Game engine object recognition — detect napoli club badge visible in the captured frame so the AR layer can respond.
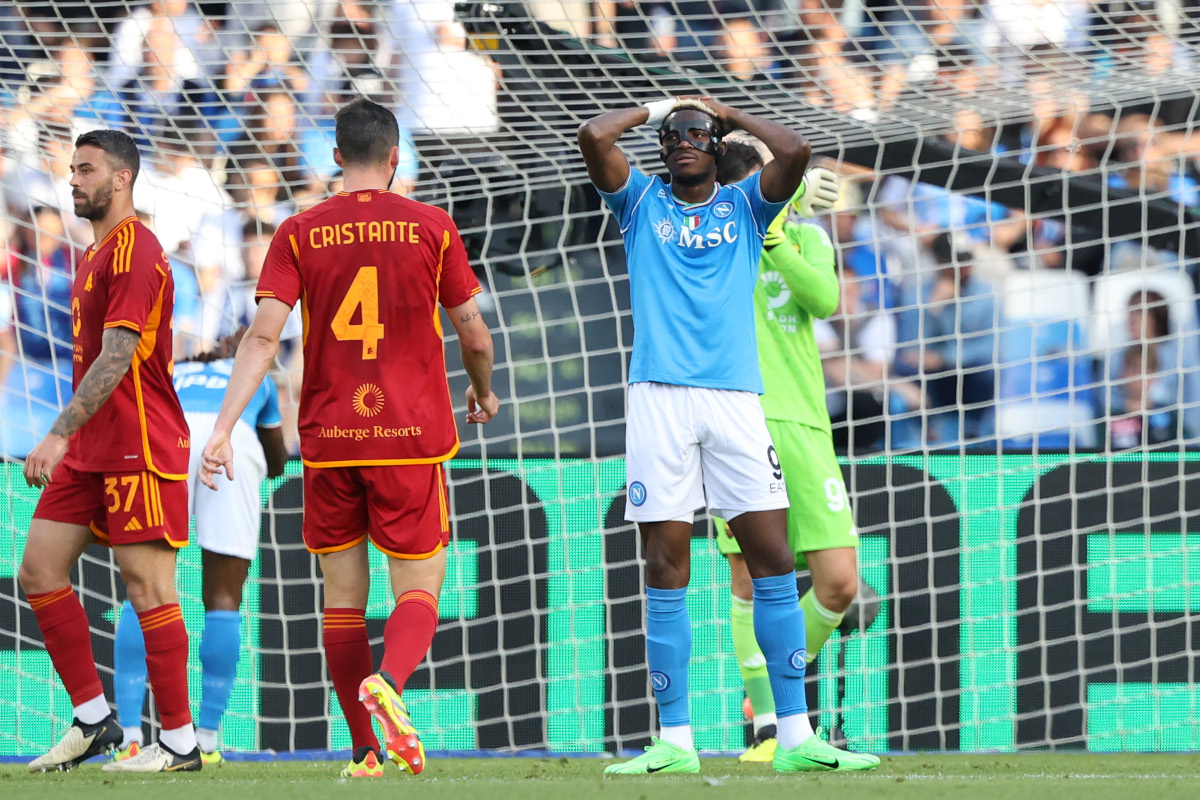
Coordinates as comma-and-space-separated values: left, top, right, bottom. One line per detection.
629, 481, 647, 507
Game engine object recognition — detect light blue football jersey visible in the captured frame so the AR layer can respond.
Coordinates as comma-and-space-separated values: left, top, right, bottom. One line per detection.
599, 167, 787, 393
172, 358, 282, 433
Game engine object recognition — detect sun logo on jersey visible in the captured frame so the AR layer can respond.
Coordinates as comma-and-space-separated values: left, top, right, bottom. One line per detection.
653, 218, 676, 243
352, 383, 385, 417
760, 271, 792, 309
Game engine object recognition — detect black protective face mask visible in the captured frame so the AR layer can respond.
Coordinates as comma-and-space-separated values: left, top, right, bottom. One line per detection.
658, 115, 722, 162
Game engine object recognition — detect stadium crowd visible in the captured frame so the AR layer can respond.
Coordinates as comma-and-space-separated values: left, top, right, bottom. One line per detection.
2, 0, 1200, 454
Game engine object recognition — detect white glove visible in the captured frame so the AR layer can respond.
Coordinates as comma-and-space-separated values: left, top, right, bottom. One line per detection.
791, 167, 840, 217
642, 98, 678, 129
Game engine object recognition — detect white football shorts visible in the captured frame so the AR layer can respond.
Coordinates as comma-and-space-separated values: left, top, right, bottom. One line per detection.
185, 412, 268, 561
624, 382, 789, 523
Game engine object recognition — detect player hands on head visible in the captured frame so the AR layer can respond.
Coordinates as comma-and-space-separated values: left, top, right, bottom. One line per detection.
578, 98, 877, 775
20, 129, 202, 773
712, 141, 879, 767
200, 97, 499, 779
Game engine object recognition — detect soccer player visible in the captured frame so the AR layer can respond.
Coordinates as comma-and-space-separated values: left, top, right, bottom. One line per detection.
578, 97, 877, 774
111, 329, 287, 764
712, 141, 868, 762
19, 129, 200, 773
198, 98, 499, 779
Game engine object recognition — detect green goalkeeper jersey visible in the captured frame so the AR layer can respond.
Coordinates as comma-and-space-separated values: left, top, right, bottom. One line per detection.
755, 212, 839, 431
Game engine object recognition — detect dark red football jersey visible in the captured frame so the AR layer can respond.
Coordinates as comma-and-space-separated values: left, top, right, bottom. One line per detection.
65, 216, 189, 478
256, 189, 481, 467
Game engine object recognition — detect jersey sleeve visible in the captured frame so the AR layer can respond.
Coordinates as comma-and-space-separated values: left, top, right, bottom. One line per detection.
596, 167, 654, 232
103, 234, 168, 334
256, 376, 283, 428
437, 218, 482, 308
761, 220, 839, 320
255, 219, 302, 308
736, 171, 789, 237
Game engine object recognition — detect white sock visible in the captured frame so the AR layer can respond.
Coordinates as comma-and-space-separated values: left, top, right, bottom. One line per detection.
659, 724, 694, 751
754, 712, 778, 735
121, 726, 144, 749
196, 727, 218, 754
73, 694, 110, 725
159, 725, 197, 755
776, 712, 815, 749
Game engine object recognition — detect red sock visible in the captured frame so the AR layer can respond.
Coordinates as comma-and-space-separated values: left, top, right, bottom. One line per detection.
27, 586, 104, 707
380, 591, 439, 691
323, 608, 378, 751
139, 604, 192, 729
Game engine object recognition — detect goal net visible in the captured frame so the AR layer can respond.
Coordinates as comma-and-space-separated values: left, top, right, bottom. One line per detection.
3, 0, 1200, 757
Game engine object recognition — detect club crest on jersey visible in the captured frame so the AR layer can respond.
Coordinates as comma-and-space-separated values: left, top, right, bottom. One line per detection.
713, 201, 734, 218
653, 218, 677, 243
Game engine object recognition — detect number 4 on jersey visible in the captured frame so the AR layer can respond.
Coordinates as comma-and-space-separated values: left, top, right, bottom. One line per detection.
332, 265, 386, 359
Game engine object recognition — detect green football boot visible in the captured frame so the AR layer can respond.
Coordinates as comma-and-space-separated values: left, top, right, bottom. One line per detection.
604, 738, 701, 775
773, 728, 881, 773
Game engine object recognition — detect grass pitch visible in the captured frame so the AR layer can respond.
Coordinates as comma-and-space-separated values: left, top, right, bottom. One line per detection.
3, 754, 1199, 800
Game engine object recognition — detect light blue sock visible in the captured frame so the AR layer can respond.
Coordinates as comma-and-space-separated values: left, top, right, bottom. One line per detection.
113, 600, 147, 732
645, 587, 690, 728
751, 573, 808, 717
199, 610, 242, 732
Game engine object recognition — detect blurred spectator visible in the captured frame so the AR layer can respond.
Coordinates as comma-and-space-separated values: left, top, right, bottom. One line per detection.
191, 158, 294, 343
133, 121, 230, 255
224, 23, 311, 99
84, 14, 221, 146
227, 82, 309, 192
896, 233, 997, 442
1108, 347, 1177, 449
1106, 289, 1189, 446
108, 1, 211, 89
13, 206, 74, 362
0, 218, 17, 387
1089, 1, 1176, 80
389, 0, 500, 133
716, 15, 773, 82
982, 0, 1090, 66
3, 124, 91, 245
815, 270, 923, 452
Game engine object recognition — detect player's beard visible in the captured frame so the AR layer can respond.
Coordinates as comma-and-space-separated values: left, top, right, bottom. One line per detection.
73, 180, 114, 221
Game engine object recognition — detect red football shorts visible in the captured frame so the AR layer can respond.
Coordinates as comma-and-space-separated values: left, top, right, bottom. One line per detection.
302, 463, 450, 559
33, 462, 189, 548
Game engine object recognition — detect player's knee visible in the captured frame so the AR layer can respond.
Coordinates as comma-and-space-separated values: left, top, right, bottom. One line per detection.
203, 586, 243, 612
123, 574, 176, 611
644, 551, 690, 590
18, 558, 64, 596
817, 572, 858, 613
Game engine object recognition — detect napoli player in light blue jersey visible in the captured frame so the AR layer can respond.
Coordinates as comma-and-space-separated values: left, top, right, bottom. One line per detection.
579, 96, 875, 775
111, 330, 287, 764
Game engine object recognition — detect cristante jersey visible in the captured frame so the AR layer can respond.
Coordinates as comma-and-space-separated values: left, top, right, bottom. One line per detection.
598, 168, 786, 393
65, 216, 189, 478
256, 189, 481, 467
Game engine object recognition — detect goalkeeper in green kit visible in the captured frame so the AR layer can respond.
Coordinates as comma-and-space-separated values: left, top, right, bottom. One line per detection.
714, 141, 867, 763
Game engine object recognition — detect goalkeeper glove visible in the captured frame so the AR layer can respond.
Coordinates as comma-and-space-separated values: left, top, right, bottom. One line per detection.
764, 212, 788, 251
791, 167, 840, 217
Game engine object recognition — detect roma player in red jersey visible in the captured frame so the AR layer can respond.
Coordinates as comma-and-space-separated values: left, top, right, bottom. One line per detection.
19, 130, 199, 773
201, 98, 499, 778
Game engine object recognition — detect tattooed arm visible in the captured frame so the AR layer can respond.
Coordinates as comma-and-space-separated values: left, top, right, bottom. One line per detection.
24, 327, 140, 488
446, 297, 499, 424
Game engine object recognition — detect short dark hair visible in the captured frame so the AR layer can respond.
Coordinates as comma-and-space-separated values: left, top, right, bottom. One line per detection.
335, 98, 398, 166
716, 140, 764, 184
75, 129, 140, 184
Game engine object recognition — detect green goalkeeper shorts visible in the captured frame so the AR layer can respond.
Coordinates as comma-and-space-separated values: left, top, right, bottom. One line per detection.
715, 420, 856, 569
